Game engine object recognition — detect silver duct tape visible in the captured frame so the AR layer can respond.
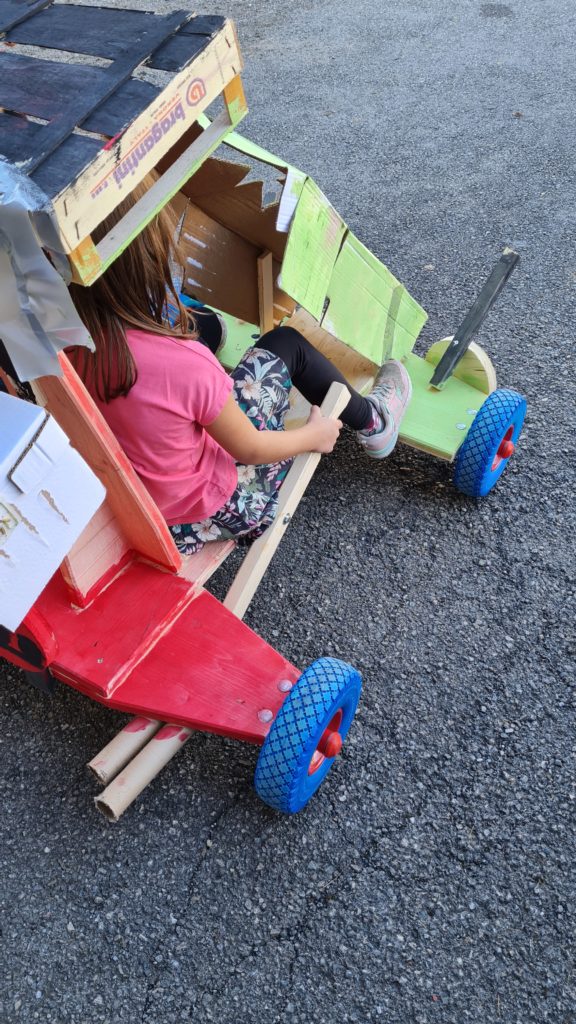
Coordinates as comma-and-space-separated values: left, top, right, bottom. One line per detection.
0, 158, 47, 211
0, 161, 93, 381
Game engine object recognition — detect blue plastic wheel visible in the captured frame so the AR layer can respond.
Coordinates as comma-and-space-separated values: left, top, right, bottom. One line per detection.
453, 388, 526, 497
254, 657, 362, 814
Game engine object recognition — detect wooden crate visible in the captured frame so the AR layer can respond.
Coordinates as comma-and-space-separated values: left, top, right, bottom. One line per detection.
0, 2, 247, 284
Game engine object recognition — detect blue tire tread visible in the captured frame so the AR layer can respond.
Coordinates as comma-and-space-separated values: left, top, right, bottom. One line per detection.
453, 388, 526, 498
254, 657, 361, 814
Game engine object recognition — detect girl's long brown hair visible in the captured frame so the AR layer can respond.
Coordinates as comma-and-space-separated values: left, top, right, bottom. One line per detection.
69, 175, 196, 402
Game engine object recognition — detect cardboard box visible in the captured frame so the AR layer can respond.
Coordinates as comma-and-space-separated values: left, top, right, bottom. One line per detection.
0, 393, 105, 631
173, 127, 428, 375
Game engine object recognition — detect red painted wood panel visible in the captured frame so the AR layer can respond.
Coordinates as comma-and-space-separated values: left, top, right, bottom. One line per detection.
35, 564, 199, 697
105, 591, 300, 743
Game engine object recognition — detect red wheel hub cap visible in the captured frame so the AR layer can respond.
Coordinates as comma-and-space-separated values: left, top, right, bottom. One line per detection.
498, 438, 515, 459
491, 426, 516, 471
318, 730, 343, 759
308, 710, 343, 775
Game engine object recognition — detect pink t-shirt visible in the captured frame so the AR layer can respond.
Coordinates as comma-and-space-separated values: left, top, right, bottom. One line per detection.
93, 329, 237, 524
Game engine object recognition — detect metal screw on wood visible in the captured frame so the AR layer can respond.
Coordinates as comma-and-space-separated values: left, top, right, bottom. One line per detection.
283, 514, 291, 524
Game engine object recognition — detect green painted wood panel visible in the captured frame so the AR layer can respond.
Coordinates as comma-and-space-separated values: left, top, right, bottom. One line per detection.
279, 179, 346, 321
400, 353, 484, 460
321, 233, 427, 364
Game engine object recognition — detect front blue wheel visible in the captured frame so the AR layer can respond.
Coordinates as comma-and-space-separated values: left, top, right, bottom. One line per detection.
453, 388, 526, 497
254, 657, 362, 813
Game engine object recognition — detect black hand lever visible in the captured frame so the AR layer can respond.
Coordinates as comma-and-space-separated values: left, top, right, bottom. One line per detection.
429, 248, 520, 390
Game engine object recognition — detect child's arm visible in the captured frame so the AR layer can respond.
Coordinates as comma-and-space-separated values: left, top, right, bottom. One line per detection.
206, 394, 342, 465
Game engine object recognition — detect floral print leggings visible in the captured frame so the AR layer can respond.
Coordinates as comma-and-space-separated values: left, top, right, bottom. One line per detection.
169, 348, 293, 556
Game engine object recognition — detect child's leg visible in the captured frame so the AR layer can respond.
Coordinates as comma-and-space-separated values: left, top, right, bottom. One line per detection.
170, 453, 291, 555
230, 346, 292, 431
255, 325, 412, 459
255, 325, 374, 431
170, 349, 293, 556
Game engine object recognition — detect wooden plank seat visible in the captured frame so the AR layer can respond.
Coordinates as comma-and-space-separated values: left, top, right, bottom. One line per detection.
36, 576, 301, 744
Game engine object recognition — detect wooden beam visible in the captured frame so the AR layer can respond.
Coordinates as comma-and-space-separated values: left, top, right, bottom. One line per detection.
257, 250, 275, 335
223, 382, 350, 619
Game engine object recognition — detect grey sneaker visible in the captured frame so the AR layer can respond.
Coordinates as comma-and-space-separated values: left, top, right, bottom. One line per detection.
357, 359, 412, 459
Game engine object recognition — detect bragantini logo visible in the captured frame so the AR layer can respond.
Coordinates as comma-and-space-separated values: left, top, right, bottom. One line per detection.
186, 79, 207, 106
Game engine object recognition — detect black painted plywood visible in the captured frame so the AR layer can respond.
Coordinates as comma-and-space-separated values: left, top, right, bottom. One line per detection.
0, 0, 51, 33
0, 3, 224, 198
6, 5, 222, 73
30, 133, 103, 196
7, 5, 164, 59
0, 51, 160, 139
146, 15, 225, 72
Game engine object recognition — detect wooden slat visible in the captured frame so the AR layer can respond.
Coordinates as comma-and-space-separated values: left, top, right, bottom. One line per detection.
0, 111, 44, 165
180, 15, 226, 36
257, 251, 275, 335
32, 355, 181, 573
177, 540, 236, 588
7, 61, 157, 139
83, 79, 159, 137
224, 382, 351, 620
32, 134, 103, 204
8, 5, 173, 60
7, 7, 222, 72
0, 53, 110, 121
146, 18, 225, 73
0, 55, 160, 168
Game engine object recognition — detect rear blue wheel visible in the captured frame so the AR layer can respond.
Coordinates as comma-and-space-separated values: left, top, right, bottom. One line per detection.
453, 388, 526, 497
254, 657, 361, 813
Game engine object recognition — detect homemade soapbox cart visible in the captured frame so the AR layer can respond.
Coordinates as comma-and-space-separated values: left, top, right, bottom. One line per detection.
0, 4, 525, 819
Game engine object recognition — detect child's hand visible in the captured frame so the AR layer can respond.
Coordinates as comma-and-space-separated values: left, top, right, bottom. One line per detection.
306, 405, 343, 453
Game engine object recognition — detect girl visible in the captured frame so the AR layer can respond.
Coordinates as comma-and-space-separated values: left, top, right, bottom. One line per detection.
69, 187, 411, 556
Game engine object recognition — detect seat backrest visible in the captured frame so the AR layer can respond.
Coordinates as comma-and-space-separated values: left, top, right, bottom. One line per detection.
32, 354, 181, 605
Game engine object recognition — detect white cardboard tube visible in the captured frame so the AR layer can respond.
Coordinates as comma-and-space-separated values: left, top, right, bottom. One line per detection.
95, 724, 193, 821
87, 716, 162, 785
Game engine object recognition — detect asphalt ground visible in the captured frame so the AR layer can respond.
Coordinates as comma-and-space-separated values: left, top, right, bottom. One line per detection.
1, 1, 575, 1022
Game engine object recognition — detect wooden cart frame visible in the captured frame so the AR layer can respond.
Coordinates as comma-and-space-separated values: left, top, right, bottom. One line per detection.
0, 2, 525, 817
